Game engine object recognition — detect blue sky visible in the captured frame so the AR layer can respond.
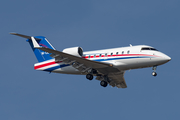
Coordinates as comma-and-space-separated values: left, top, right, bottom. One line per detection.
1, 0, 180, 120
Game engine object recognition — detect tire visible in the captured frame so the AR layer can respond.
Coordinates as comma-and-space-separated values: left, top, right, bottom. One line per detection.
100, 81, 108, 87
86, 74, 93, 80
152, 72, 157, 76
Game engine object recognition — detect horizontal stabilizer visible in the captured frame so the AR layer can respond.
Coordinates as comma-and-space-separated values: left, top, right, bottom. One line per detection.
10, 33, 41, 40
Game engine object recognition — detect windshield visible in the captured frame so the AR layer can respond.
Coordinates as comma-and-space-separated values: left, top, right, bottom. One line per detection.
141, 47, 158, 51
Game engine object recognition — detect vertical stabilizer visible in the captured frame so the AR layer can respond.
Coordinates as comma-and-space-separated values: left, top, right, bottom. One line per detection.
27, 36, 55, 62
10, 33, 55, 62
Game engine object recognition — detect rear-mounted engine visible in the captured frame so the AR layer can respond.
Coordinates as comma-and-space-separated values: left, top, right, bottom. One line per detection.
62, 47, 83, 57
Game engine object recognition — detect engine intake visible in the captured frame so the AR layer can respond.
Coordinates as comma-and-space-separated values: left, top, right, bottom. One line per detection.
62, 47, 83, 57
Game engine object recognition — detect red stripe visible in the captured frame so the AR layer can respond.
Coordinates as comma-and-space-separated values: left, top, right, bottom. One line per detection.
82, 54, 159, 59
96, 55, 99, 57
34, 61, 60, 69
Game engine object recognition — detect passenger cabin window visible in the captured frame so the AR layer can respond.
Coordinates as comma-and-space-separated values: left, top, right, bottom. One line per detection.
127, 51, 130, 54
94, 55, 96, 58
111, 53, 113, 56
99, 54, 102, 57
105, 53, 107, 56
141, 47, 158, 51
122, 51, 124, 54
116, 52, 118, 55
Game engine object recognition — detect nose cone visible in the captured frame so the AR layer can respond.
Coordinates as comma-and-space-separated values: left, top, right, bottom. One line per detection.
164, 55, 171, 62
154, 52, 171, 65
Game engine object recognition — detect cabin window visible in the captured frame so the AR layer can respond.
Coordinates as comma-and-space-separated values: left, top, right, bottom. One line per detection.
122, 51, 124, 54
116, 52, 118, 55
88, 55, 90, 58
127, 51, 130, 54
105, 53, 107, 56
111, 53, 113, 56
99, 54, 102, 57
94, 55, 96, 58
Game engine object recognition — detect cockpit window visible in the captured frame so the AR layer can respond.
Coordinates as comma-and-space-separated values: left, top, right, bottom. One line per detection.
141, 47, 158, 51
141, 47, 150, 50
150, 48, 158, 51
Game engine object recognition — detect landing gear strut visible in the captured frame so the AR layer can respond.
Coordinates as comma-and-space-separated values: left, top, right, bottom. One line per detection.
86, 74, 93, 80
152, 66, 157, 76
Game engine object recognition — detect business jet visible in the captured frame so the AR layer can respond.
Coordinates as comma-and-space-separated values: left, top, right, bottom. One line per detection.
10, 33, 171, 88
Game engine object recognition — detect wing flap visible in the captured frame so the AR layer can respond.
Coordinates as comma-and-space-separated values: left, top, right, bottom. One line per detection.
95, 71, 127, 88
108, 72, 127, 88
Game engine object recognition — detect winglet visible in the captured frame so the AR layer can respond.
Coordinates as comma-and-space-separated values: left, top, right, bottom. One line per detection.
31, 37, 41, 48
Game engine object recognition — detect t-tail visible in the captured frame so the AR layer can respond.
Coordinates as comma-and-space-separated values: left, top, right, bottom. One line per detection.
10, 33, 55, 62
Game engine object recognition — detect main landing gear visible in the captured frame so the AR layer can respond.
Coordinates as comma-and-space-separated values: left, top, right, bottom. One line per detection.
152, 66, 157, 76
100, 80, 108, 87
86, 69, 97, 80
86, 74, 93, 80
86, 74, 108, 87
100, 75, 108, 87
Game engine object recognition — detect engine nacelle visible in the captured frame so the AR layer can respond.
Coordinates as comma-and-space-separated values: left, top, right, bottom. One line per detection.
62, 47, 83, 57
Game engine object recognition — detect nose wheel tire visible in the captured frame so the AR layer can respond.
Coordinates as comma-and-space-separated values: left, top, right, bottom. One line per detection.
86, 74, 93, 80
152, 72, 157, 76
100, 81, 108, 87
152, 66, 157, 76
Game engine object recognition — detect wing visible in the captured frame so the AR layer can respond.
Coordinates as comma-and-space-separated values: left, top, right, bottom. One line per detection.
31, 37, 127, 88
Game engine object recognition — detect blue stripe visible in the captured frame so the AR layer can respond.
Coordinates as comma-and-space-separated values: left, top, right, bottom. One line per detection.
44, 64, 70, 72
94, 56, 153, 62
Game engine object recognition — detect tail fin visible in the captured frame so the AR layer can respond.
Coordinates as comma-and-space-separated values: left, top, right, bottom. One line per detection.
10, 33, 55, 62
27, 36, 55, 62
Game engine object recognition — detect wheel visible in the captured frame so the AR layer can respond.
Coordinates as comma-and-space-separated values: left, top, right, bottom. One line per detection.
100, 81, 108, 87
152, 72, 157, 76
86, 74, 93, 80
89, 75, 93, 80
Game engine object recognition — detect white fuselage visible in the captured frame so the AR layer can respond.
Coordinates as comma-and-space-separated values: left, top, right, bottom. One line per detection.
34, 45, 171, 74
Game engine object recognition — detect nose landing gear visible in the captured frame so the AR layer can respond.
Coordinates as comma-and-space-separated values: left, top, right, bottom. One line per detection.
152, 66, 157, 76
152, 72, 157, 76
